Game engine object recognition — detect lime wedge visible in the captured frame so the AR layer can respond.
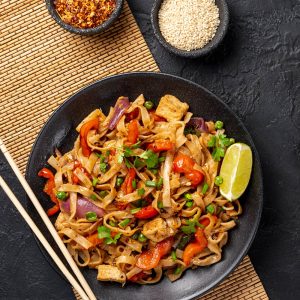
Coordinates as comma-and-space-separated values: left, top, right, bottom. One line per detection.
219, 143, 253, 201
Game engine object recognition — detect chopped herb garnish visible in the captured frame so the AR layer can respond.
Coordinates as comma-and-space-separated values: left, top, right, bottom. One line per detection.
131, 141, 142, 149
90, 194, 97, 201
150, 168, 158, 175
131, 207, 141, 214
98, 190, 108, 198
215, 120, 224, 130
116, 177, 124, 187
132, 179, 137, 189
156, 177, 163, 190
184, 193, 193, 200
124, 158, 133, 168
99, 162, 107, 173
117, 153, 124, 164
124, 146, 133, 157
202, 182, 209, 194
181, 219, 202, 235
212, 147, 225, 162
134, 157, 146, 169
98, 226, 122, 245
105, 150, 111, 157
85, 211, 97, 222
92, 177, 98, 187
119, 218, 131, 228
138, 188, 145, 196
174, 266, 182, 275
140, 150, 158, 169
158, 156, 166, 163
185, 201, 193, 208
146, 180, 156, 187
109, 220, 117, 227
157, 201, 164, 209
207, 135, 217, 147
171, 250, 177, 261
206, 204, 215, 214
95, 152, 102, 158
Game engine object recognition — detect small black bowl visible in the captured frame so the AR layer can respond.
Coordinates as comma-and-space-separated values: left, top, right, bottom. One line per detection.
45, 0, 124, 35
151, 0, 229, 58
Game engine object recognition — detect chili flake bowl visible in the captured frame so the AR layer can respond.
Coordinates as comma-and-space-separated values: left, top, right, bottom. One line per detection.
151, 0, 229, 58
45, 0, 124, 36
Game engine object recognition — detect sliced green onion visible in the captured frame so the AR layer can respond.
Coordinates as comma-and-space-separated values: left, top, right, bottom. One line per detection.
92, 178, 98, 187
131, 207, 141, 214
105, 150, 111, 157
215, 120, 224, 130
145, 180, 156, 187
144, 101, 154, 110
229, 138, 235, 145
119, 218, 131, 228
150, 168, 158, 175
131, 232, 139, 240
138, 233, 147, 242
99, 162, 107, 173
56, 191, 67, 200
202, 183, 209, 194
95, 152, 102, 158
131, 141, 142, 149
174, 266, 182, 275
85, 211, 97, 222
116, 177, 124, 187
98, 190, 108, 198
177, 235, 191, 250
207, 135, 216, 147
171, 250, 177, 261
138, 188, 145, 196
157, 201, 164, 209
206, 204, 215, 214
132, 179, 137, 189
185, 201, 193, 208
109, 220, 117, 227
184, 193, 193, 200
90, 194, 97, 201
156, 177, 163, 190
158, 156, 166, 163
134, 157, 145, 169
215, 176, 223, 186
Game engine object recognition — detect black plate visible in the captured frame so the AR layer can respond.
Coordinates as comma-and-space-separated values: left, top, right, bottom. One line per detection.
25, 72, 263, 300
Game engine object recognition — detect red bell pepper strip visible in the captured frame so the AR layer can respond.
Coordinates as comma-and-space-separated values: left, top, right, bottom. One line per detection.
38, 168, 60, 216
80, 118, 99, 157
182, 228, 208, 266
136, 237, 174, 270
149, 110, 166, 122
126, 107, 139, 121
121, 168, 136, 194
127, 119, 139, 145
147, 139, 174, 152
128, 271, 147, 282
134, 205, 158, 219
173, 153, 204, 187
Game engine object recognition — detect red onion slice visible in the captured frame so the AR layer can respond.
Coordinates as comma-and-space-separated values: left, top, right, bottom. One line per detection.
108, 96, 130, 130
186, 117, 208, 133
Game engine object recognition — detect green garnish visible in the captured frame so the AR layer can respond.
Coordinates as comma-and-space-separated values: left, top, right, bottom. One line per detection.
56, 191, 67, 200
138, 233, 147, 242
109, 220, 117, 227
140, 150, 159, 169
98, 190, 108, 198
181, 219, 204, 235
150, 168, 158, 175
124, 146, 133, 157
215, 176, 223, 186
131, 207, 141, 214
117, 153, 124, 164
92, 178, 98, 187
185, 201, 193, 208
208, 132, 235, 162
202, 183, 209, 194
145, 180, 156, 187
105, 150, 111, 157
144, 101, 154, 110
134, 157, 146, 169
116, 177, 124, 187
184, 193, 193, 200
132, 179, 137, 189
97, 226, 121, 245
90, 194, 97, 201
171, 250, 177, 261
174, 266, 182, 275
156, 177, 163, 190
138, 188, 145, 196
95, 152, 102, 158
131, 141, 142, 149
158, 156, 166, 163
207, 135, 216, 147
212, 147, 225, 162
131, 232, 139, 240
206, 204, 215, 214
177, 235, 191, 250
119, 218, 131, 228
124, 158, 132, 168
215, 120, 224, 130
157, 201, 164, 209
85, 211, 97, 222
99, 162, 107, 173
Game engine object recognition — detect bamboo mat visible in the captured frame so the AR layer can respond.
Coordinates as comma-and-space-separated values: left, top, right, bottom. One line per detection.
0, 1, 268, 299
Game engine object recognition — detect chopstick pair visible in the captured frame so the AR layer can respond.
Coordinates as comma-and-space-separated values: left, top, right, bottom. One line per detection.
0, 138, 97, 300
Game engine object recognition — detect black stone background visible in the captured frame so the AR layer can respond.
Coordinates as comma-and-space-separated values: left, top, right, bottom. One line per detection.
0, 0, 299, 299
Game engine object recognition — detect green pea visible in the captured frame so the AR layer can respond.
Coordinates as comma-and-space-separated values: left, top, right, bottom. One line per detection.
132, 179, 137, 189
215, 120, 224, 130
116, 177, 124, 187
184, 193, 193, 200
157, 201, 164, 209
206, 204, 215, 214
215, 176, 223, 186
85, 212, 97, 222
144, 101, 154, 110
185, 201, 193, 208
56, 191, 67, 200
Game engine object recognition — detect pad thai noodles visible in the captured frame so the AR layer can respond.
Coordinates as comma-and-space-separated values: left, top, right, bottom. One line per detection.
38, 94, 242, 284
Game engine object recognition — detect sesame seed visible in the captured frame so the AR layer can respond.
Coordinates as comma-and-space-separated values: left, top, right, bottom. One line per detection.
158, 0, 220, 51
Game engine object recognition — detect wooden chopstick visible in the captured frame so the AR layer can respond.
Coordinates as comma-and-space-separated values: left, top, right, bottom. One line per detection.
0, 138, 97, 300
0, 176, 89, 300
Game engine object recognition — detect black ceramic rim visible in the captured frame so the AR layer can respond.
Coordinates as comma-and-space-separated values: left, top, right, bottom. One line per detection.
25, 72, 263, 300
45, 0, 124, 35
151, 0, 229, 58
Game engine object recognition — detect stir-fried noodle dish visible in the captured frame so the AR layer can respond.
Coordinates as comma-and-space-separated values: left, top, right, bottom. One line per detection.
39, 94, 242, 284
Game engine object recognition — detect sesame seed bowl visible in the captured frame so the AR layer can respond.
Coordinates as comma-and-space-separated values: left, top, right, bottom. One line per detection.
45, 0, 124, 36
151, 0, 229, 58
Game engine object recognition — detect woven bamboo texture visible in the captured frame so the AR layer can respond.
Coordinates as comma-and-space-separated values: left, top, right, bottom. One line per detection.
0, 1, 268, 299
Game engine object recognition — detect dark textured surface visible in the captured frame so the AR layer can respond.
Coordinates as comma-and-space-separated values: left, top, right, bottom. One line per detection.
0, 0, 299, 299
